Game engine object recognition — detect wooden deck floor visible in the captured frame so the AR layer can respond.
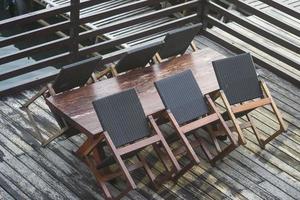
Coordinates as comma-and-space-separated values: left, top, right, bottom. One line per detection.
0, 37, 300, 200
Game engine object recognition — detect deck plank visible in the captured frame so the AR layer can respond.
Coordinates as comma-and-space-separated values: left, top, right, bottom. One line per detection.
0, 186, 14, 200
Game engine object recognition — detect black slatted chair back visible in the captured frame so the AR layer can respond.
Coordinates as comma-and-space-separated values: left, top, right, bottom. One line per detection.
52, 56, 102, 94
212, 53, 263, 105
155, 70, 208, 125
93, 89, 150, 147
158, 23, 202, 59
115, 40, 164, 73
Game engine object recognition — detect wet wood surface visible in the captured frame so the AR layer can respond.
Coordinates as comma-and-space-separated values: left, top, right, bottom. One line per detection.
46, 48, 224, 136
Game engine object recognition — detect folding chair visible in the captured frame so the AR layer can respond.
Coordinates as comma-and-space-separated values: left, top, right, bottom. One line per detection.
155, 23, 202, 63
154, 70, 238, 176
85, 88, 181, 200
98, 40, 164, 78
212, 53, 287, 148
21, 56, 102, 146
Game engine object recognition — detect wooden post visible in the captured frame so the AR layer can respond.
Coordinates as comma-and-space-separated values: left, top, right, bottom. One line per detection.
69, 0, 80, 62
197, 0, 209, 30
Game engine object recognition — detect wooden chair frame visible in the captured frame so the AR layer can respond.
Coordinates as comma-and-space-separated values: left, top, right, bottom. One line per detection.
217, 80, 287, 148
162, 94, 238, 178
20, 75, 97, 146
154, 41, 198, 63
96, 65, 118, 80
83, 115, 181, 200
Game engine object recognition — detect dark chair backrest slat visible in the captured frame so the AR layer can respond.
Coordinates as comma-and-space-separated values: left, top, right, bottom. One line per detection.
115, 40, 164, 74
93, 89, 150, 147
158, 23, 202, 59
52, 56, 102, 94
155, 70, 208, 125
212, 53, 263, 105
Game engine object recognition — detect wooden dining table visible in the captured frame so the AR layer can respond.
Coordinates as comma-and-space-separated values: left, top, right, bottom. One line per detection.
46, 47, 225, 157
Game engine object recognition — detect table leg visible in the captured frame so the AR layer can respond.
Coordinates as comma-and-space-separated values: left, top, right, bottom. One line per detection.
75, 135, 105, 167
75, 138, 93, 159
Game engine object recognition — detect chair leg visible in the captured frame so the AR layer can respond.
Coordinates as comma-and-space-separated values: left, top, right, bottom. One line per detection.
136, 154, 156, 187
41, 127, 69, 147
85, 156, 114, 200
91, 72, 98, 83
259, 101, 286, 148
148, 115, 181, 172
259, 81, 287, 147
20, 87, 49, 143
22, 106, 44, 142
205, 94, 239, 164
104, 132, 137, 190
205, 121, 239, 165
158, 134, 182, 172
167, 111, 200, 164
220, 91, 247, 145
270, 99, 287, 131
206, 125, 222, 153
210, 143, 236, 164
20, 86, 47, 109
97, 67, 116, 79
172, 161, 194, 181
99, 181, 113, 200
110, 66, 118, 77
154, 53, 163, 63
152, 143, 170, 171
190, 41, 198, 52
246, 114, 265, 148
193, 133, 213, 162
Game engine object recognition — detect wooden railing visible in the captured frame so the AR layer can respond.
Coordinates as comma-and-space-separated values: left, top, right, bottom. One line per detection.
1, 0, 299, 90
0, 0, 205, 81
204, 0, 300, 86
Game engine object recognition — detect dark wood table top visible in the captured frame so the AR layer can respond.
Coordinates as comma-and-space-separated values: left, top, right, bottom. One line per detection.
46, 47, 225, 137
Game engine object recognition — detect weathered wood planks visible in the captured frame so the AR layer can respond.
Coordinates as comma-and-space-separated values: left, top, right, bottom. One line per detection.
0, 36, 299, 199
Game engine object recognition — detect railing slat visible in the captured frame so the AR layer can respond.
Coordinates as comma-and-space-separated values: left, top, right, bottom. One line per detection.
259, 0, 300, 20
207, 16, 300, 71
225, 0, 300, 38
0, 5, 71, 29
0, 53, 70, 80
0, 21, 70, 48
208, 1, 300, 55
79, 0, 199, 40
0, 38, 70, 66
79, 14, 199, 56
79, 0, 112, 10
79, 0, 162, 24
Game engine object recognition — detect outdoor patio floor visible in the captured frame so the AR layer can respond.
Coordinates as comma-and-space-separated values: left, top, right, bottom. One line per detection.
0, 37, 299, 200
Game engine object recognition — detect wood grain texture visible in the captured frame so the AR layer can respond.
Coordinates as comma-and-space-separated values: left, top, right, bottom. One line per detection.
46, 47, 224, 136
